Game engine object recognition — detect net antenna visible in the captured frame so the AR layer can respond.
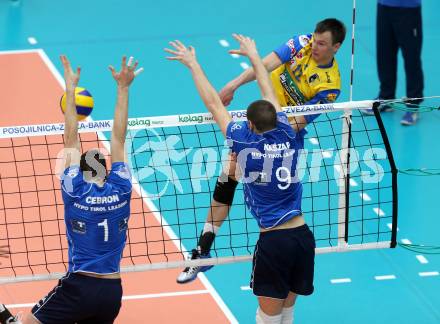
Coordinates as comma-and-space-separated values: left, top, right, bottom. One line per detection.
337, 0, 358, 249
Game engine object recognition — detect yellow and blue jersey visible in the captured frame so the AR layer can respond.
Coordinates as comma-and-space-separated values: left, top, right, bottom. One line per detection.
226, 112, 306, 229
61, 162, 132, 275
271, 34, 341, 107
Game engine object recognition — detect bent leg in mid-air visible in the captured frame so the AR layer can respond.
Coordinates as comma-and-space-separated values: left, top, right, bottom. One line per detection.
177, 156, 239, 284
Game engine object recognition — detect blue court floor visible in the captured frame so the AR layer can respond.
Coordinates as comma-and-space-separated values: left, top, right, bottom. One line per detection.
1, 0, 440, 323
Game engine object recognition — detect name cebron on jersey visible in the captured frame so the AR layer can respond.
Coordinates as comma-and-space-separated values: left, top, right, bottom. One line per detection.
264, 142, 290, 151
86, 194, 120, 204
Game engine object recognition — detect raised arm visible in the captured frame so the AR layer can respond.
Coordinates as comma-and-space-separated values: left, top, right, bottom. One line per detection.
60, 55, 81, 168
165, 40, 231, 136
229, 34, 281, 112
109, 56, 143, 163
219, 52, 282, 106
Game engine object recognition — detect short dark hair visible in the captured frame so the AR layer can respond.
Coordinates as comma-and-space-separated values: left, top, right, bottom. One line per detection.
80, 149, 107, 179
315, 18, 346, 45
247, 100, 277, 132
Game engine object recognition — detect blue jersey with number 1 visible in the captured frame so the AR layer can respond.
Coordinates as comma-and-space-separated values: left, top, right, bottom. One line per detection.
226, 112, 305, 229
61, 162, 132, 274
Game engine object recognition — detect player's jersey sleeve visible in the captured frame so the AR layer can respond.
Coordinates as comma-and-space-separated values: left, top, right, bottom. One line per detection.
61, 165, 91, 202
226, 121, 251, 154
107, 162, 132, 196
273, 34, 313, 64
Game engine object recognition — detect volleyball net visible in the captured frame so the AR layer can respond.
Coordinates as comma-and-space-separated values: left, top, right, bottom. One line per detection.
0, 100, 398, 283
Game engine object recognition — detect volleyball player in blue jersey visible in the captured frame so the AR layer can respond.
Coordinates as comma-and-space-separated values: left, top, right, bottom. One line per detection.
166, 35, 315, 324
176, 19, 345, 287
0, 56, 142, 324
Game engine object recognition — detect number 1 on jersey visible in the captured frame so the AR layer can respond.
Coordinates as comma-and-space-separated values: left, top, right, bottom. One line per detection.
98, 219, 109, 242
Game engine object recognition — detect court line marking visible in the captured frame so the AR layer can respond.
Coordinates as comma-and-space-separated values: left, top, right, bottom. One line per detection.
27, 37, 38, 45
240, 286, 251, 291
219, 39, 230, 47
309, 137, 319, 145
2, 49, 238, 324
361, 193, 371, 201
6, 290, 211, 309
374, 275, 396, 281
373, 207, 385, 217
322, 150, 333, 158
418, 271, 439, 277
330, 278, 352, 284
349, 178, 358, 187
401, 238, 412, 244
387, 223, 399, 231
416, 255, 429, 264
240, 62, 249, 70
0, 49, 44, 55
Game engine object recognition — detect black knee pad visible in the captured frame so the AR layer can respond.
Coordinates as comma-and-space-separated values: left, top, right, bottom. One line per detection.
213, 175, 238, 205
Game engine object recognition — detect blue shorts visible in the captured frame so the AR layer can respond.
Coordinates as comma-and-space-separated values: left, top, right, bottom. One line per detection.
250, 224, 316, 299
31, 272, 122, 324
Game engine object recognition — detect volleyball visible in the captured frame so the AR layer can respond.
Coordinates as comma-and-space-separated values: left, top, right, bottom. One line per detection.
60, 87, 94, 120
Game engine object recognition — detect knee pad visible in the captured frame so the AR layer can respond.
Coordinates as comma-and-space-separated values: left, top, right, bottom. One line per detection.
212, 175, 238, 205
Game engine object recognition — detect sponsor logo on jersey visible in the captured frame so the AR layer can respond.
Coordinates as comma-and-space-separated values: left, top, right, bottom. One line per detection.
230, 123, 242, 132
299, 35, 310, 47
296, 51, 303, 60
325, 72, 331, 83
286, 38, 297, 57
114, 165, 131, 180
326, 93, 337, 102
119, 217, 129, 231
68, 168, 79, 178
71, 219, 87, 234
308, 73, 320, 84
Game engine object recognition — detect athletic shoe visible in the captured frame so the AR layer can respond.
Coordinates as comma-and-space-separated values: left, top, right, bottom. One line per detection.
400, 112, 418, 126
176, 249, 213, 284
360, 101, 394, 116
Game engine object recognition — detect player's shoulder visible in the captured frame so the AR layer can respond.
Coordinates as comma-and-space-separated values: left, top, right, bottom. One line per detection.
275, 33, 313, 64
110, 162, 131, 179
227, 120, 250, 139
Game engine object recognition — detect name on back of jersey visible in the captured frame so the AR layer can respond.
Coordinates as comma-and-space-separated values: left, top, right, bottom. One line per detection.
73, 194, 128, 212
264, 142, 290, 151
251, 141, 295, 159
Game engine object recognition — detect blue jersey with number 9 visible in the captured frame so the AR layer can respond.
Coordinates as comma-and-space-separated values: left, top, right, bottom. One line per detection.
226, 112, 305, 229
61, 162, 132, 274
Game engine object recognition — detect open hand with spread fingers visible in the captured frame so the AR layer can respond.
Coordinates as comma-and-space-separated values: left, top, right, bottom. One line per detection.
60, 55, 81, 91
229, 34, 259, 59
109, 56, 144, 88
164, 40, 198, 68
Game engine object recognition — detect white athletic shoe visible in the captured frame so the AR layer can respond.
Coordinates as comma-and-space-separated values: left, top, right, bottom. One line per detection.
176, 249, 213, 284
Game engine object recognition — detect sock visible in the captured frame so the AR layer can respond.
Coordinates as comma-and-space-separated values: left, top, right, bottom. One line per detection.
281, 306, 294, 324
198, 228, 216, 255
256, 307, 282, 324
203, 223, 220, 235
